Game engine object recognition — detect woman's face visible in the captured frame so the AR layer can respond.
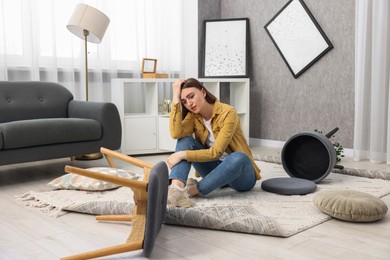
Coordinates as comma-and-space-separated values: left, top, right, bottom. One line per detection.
180, 87, 206, 114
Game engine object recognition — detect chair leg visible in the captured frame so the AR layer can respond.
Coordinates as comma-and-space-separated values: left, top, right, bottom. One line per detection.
61, 241, 143, 260
96, 215, 134, 222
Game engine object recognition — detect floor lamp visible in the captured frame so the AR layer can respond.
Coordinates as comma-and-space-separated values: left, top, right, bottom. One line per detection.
67, 3, 110, 101
67, 3, 110, 160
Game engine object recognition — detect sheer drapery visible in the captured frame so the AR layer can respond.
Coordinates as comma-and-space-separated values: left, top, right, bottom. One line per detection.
354, 0, 390, 163
0, 0, 184, 101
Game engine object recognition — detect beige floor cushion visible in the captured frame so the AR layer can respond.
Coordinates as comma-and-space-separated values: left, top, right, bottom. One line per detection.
313, 189, 388, 222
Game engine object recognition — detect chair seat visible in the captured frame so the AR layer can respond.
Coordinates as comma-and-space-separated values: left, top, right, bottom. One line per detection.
261, 177, 317, 195
143, 161, 169, 256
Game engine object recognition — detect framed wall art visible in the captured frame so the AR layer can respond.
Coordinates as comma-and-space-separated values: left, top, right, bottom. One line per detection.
202, 18, 249, 78
264, 0, 333, 78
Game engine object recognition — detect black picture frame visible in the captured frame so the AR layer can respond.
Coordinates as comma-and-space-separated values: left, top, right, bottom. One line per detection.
264, 0, 333, 78
202, 18, 249, 78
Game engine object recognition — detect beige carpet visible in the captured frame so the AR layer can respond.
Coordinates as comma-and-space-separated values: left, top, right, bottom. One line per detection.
16, 161, 390, 237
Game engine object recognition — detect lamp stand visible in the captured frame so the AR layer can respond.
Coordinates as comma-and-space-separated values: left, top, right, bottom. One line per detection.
75, 29, 103, 161
83, 29, 89, 101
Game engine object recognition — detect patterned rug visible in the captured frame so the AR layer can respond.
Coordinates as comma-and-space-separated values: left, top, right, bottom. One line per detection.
16, 160, 390, 237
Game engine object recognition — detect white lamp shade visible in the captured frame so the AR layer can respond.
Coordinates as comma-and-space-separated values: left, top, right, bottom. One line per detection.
67, 4, 110, 44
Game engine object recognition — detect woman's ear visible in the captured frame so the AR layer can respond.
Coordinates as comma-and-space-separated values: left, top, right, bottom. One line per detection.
202, 88, 206, 97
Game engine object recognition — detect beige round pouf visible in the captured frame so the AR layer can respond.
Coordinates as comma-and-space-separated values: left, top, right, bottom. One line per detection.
313, 190, 388, 222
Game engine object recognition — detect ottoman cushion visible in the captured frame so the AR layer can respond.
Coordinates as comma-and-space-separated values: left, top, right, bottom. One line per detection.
261, 177, 317, 195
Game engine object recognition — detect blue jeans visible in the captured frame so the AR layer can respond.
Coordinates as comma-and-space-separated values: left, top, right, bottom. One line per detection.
169, 136, 256, 195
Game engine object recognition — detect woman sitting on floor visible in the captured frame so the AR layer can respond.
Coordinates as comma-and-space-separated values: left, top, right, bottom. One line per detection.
166, 78, 261, 207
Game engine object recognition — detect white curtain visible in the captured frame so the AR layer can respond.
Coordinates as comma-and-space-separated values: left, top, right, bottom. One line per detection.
0, 0, 184, 101
354, 0, 390, 163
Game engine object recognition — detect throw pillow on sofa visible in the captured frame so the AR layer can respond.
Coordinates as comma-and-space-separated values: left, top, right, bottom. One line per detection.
48, 167, 139, 191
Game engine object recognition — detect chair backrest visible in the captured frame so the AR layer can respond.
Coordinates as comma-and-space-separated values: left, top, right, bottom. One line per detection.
143, 161, 169, 257
0, 81, 73, 123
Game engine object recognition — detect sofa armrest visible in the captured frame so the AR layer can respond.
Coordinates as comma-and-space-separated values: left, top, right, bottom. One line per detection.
68, 100, 122, 149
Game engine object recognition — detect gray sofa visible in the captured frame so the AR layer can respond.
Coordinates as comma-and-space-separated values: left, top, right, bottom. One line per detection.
0, 81, 121, 166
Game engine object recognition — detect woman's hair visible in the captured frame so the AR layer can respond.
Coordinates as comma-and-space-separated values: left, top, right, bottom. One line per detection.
180, 78, 217, 119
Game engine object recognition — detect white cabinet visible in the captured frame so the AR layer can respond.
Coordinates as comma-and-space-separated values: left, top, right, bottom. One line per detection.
123, 117, 157, 152
111, 78, 250, 155
158, 116, 175, 151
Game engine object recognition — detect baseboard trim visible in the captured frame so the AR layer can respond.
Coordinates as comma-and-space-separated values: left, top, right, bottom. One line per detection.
249, 138, 285, 149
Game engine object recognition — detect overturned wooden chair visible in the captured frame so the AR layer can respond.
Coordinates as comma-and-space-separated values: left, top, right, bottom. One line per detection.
61, 147, 169, 259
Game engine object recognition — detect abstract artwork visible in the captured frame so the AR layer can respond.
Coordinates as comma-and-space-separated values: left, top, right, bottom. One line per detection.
264, 0, 333, 78
202, 18, 249, 78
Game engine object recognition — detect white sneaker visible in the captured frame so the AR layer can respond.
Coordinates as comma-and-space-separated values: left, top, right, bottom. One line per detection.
167, 185, 193, 208
186, 178, 200, 197
186, 178, 198, 187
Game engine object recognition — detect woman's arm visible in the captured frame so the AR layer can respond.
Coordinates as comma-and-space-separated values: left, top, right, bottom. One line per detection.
169, 80, 194, 139
166, 151, 186, 169
171, 79, 184, 105
167, 80, 192, 169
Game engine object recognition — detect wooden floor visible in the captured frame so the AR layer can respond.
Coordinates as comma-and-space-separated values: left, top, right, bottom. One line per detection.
1, 146, 389, 259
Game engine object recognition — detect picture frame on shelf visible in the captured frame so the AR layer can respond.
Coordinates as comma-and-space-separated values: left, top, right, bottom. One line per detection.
202, 18, 249, 78
141, 58, 168, 78
264, 0, 333, 78
142, 58, 157, 74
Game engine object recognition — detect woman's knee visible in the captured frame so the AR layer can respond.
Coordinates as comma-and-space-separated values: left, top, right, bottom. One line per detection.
228, 152, 256, 191
175, 136, 203, 151
228, 152, 251, 165
175, 136, 195, 151
177, 136, 194, 145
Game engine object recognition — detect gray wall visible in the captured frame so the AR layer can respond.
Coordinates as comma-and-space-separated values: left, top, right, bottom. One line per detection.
198, 0, 355, 148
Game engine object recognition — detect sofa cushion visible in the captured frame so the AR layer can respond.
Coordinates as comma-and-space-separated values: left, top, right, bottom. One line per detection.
0, 82, 73, 123
0, 118, 102, 150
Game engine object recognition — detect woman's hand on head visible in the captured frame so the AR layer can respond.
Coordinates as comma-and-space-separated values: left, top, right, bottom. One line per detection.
166, 151, 187, 169
172, 79, 185, 104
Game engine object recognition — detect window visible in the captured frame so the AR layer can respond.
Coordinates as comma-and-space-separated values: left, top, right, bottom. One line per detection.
0, 0, 183, 71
